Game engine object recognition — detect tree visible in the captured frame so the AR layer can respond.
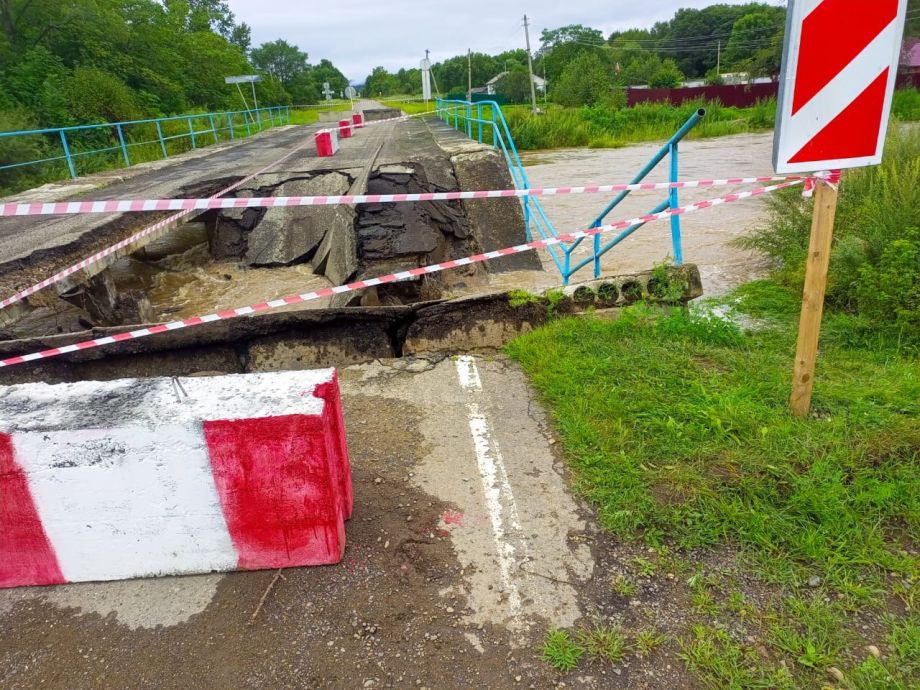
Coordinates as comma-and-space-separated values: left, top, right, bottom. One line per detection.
250, 39, 308, 84
495, 67, 532, 104
649, 59, 684, 89
725, 10, 785, 72
539, 24, 609, 82
312, 58, 349, 95
363, 66, 400, 96
229, 23, 251, 54
553, 52, 612, 107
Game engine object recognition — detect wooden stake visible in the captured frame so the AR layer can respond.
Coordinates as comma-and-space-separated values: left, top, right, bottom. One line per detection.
790, 180, 839, 418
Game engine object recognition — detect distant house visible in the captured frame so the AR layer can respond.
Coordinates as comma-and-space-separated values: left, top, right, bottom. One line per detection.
902, 38, 920, 74
484, 72, 546, 95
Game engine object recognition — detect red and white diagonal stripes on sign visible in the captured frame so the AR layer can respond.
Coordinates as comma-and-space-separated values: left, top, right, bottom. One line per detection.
773, 0, 908, 173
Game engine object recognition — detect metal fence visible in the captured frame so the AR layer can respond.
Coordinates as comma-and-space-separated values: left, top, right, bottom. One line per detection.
0, 106, 291, 184
434, 98, 703, 283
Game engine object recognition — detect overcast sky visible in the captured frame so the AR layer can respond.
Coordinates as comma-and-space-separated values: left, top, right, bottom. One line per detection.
230, 0, 785, 83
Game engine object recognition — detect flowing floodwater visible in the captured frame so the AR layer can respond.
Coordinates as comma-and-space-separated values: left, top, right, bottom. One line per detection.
146, 245, 333, 320
3, 131, 779, 340
140, 132, 778, 320
518, 132, 777, 295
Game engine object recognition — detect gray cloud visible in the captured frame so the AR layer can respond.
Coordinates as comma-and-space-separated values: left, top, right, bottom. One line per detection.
230, 0, 783, 82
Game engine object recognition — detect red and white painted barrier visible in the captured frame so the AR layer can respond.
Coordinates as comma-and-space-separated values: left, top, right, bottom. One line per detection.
352, 113, 364, 129
0, 369, 351, 588
338, 119, 353, 138
0, 178, 804, 370
0, 175, 804, 218
315, 128, 340, 157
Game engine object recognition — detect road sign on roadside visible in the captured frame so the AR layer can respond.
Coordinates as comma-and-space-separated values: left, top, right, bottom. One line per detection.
224, 75, 262, 85
773, 0, 908, 174
345, 86, 357, 99
322, 82, 334, 101
776, 0, 910, 418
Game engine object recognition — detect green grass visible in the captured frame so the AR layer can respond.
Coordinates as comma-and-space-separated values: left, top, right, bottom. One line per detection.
511, 282, 919, 686
542, 629, 584, 671
288, 102, 353, 125
381, 99, 435, 115
500, 97, 778, 150
577, 625, 629, 663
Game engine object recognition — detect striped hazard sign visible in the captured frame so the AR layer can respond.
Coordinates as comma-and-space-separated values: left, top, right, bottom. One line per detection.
773, 0, 909, 173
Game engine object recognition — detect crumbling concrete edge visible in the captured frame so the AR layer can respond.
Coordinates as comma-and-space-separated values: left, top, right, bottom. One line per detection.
0, 265, 702, 385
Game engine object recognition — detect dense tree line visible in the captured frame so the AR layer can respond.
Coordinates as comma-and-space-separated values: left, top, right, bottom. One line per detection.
360, 3, 793, 105
0, 0, 348, 133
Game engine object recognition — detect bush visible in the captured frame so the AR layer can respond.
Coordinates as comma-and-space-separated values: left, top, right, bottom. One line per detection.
739, 126, 920, 340
553, 53, 613, 107
649, 59, 684, 89
0, 109, 54, 195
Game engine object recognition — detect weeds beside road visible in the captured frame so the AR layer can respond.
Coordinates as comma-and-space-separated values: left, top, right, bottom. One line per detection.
509, 287, 918, 688
508, 123, 920, 686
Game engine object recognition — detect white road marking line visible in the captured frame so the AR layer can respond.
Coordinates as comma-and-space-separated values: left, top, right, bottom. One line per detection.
455, 356, 525, 620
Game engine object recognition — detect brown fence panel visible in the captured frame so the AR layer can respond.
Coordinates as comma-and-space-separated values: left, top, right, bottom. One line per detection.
627, 83, 779, 108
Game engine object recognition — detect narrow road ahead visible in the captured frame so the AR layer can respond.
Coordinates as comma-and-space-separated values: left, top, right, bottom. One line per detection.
0, 101, 382, 299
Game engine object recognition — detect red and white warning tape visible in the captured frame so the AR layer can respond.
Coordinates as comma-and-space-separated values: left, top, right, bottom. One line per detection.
0, 137, 316, 311
0, 109, 429, 311
0, 175, 802, 218
0, 178, 804, 369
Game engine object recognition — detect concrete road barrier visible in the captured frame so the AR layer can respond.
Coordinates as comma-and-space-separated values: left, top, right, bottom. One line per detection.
338, 119, 353, 138
315, 128, 339, 157
0, 369, 352, 588
352, 113, 364, 129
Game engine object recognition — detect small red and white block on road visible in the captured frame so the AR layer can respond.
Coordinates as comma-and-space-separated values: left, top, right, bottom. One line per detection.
315, 128, 340, 157
773, 0, 909, 173
0, 370, 352, 588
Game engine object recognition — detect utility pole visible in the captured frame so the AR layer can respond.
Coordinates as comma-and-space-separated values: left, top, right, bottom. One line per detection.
523, 14, 539, 113
467, 49, 472, 101
716, 40, 721, 76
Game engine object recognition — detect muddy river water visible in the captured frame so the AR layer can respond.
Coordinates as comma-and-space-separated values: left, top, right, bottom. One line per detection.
518, 131, 777, 295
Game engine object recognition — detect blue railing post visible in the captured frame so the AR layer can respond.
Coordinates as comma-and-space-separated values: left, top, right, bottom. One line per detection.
669, 143, 683, 265
593, 224, 602, 279
244, 110, 252, 136
116, 124, 130, 166
155, 121, 168, 158
188, 117, 197, 148
59, 130, 77, 179
209, 114, 218, 143
226, 113, 234, 140
466, 102, 472, 138
256, 108, 262, 130
476, 103, 483, 143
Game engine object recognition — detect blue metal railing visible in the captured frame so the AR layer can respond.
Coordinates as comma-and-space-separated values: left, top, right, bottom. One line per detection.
0, 106, 291, 182
434, 98, 704, 284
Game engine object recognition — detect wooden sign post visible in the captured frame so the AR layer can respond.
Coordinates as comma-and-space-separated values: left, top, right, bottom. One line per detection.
789, 180, 839, 418
773, 0, 908, 417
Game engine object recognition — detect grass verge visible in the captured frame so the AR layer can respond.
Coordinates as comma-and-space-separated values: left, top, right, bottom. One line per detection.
508, 283, 918, 687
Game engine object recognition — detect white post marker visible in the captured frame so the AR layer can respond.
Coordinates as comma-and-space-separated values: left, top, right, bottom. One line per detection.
773, 0, 908, 418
